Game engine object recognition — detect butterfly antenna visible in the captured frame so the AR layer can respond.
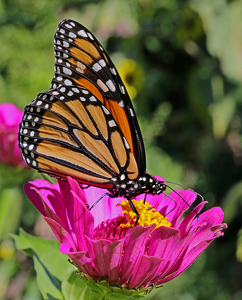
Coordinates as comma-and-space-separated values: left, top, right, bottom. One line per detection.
162, 192, 177, 217
88, 192, 111, 211
166, 184, 200, 221
165, 181, 204, 202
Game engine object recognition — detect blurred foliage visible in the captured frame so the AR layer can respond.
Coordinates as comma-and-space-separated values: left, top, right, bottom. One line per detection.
0, 0, 241, 299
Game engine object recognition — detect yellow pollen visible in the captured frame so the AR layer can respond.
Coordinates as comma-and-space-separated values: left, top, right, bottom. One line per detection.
117, 200, 171, 229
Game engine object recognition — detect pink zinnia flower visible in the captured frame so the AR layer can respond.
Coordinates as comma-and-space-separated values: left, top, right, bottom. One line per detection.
0, 103, 28, 167
24, 176, 227, 289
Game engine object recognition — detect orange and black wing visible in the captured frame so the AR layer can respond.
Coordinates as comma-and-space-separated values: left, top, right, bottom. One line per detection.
51, 19, 146, 173
19, 84, 138, 188
18, 19, 147, 187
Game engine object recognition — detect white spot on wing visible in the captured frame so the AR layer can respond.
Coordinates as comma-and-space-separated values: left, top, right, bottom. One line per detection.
77, 29, 88, 37
102, 106, 110, 114
97, 79, 108, 92
120, 85, 125, 94
63, 41, 69, 47
110, 68, 117, 75
123, 137, 130, 149
65, 24, 72, 29
99, 59, 106, 67
72, 88, 79, 93
119, 100, 124, 107
106, 80, 116, 92
69, 32, 76, 38
63, 67, 72, 75
89, 96, 96, 102
76, 61, 86, 73
64, 79, 72, 86
108, 120, 116, 127
87, 32, 94, 40
92, 63, 102, 72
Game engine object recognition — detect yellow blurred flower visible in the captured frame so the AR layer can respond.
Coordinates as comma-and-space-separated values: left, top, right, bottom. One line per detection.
0, 243, 15, 260
117, 59, 144, 99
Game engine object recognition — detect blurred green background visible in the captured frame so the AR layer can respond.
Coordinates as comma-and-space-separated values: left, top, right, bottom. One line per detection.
0, 0, 241, 299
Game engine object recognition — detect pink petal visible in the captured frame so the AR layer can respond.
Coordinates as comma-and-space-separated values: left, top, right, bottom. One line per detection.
24, 180, 65, 220
60, 244, 97, 278
119, 225, 155, 286
129, 255, 162, 288
104, 240, 125, 284
178, 201, 207, 238
148, 226, 180, 258
72, 192, 94, 251
160, 228, 198, 276
86, 237, 112, 278
156, 239, 213, 284
0, 103, 23, 126
67, 177, 88, 205
44, 217, 77, 251
191, 207, 224, 231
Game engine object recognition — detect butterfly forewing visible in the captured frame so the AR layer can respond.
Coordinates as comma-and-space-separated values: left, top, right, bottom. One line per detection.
52, 19, 146, 172
19, 83, 138, 187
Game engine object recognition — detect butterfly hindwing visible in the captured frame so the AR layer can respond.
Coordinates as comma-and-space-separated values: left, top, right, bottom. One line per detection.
19, 84, 138, 187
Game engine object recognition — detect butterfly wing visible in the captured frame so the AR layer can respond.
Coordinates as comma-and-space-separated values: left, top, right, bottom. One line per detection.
19, 19, 147, 187
51, 19, 146, 173
19, 84, 138, 187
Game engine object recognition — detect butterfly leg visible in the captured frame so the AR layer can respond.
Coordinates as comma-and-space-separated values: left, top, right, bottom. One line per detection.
128, 198, 140, 226
88, 192, 111, 211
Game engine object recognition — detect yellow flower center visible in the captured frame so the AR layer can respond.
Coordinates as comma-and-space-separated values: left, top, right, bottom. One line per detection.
117, 200, 171, 229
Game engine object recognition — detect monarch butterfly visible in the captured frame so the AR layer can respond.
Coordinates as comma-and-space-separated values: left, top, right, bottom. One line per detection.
18, 19, 168, 221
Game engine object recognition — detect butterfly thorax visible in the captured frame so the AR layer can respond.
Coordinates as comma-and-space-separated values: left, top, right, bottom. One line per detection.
109, 173, 166, 199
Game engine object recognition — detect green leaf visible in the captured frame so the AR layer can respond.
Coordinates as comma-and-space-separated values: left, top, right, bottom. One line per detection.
0, 187, 22, 241
13, 228, 75, 300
